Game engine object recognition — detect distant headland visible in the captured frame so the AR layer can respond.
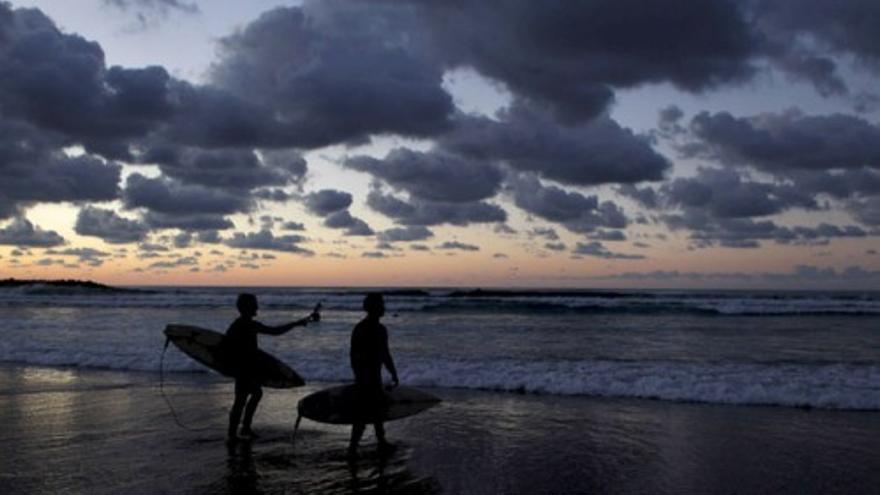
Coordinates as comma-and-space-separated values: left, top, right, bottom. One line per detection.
0, 278, 145, 293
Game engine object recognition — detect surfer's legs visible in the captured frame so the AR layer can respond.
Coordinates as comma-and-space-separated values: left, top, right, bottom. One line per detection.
374, 422, 397, 455
348, 422, 392, 457
240, 386, 263, 435
229, 379, 258, 439
228, 396, 247, 439
349, 423, 366, 457
374, 422, 386, 444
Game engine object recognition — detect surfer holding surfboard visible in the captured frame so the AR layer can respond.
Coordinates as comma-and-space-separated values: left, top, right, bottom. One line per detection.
348, 292, 399, 458
225, 293, 319, 441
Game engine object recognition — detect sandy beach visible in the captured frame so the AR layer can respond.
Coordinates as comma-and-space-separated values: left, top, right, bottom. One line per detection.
1, 364, 877, 494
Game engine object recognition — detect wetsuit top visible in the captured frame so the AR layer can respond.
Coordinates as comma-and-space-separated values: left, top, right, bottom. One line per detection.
225, 317, 261, 376
350, 318, 390, 389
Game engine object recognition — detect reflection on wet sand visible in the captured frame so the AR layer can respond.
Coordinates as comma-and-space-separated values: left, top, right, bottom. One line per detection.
207, 426, 441, 494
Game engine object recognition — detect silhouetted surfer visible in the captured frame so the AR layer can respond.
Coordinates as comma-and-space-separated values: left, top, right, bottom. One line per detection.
349, 293, 399, 459
225, 293, 318, 441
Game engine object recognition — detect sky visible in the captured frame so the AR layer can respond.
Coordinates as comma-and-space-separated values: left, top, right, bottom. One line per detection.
1, 0, 879, 289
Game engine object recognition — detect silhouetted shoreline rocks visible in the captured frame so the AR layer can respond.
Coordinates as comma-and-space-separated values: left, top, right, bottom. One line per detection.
0, 278, 148, 293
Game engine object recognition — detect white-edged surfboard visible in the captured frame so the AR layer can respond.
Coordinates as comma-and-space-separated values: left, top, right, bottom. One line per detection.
296, 384, 441, 425
163, 324, 304, 388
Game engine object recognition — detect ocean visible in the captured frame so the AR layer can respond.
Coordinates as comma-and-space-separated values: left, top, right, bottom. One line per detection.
1, 284, 878, 411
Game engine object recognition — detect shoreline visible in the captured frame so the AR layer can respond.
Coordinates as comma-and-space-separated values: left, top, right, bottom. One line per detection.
1, 363, 878, 493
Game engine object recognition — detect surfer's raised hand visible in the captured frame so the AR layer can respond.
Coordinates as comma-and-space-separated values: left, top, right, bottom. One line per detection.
309, 302, 322, 322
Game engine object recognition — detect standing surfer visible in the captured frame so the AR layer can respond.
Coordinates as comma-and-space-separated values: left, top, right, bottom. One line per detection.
348, 292, 399, 459
225, 293, 318, 442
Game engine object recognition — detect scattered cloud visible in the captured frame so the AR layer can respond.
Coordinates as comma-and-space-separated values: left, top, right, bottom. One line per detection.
346, 148, 503, 203
224, 229, 313, 255
437, 241, 480, 251
377, 226, 434, 243
0, 218, 65, 247
573, 242, 645, 260
367, 190, 506, 226
75, 207, 149, 244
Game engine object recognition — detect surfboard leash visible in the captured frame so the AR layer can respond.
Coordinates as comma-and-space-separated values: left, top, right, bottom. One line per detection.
158, 338, 212, 432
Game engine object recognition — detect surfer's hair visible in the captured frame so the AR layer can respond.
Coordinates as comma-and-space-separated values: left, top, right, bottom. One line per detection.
363, 292, 384, 314
236, 293, 258, 314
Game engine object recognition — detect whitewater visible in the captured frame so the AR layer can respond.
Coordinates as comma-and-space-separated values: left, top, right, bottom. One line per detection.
0, 285, 877, 410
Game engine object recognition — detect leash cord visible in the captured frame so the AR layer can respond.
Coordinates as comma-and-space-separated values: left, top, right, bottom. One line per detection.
159, 338, 211, 432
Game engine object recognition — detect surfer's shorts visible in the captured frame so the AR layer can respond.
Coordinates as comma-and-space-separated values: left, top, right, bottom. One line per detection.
233, 370, 261, 393
352, 383, 389, 421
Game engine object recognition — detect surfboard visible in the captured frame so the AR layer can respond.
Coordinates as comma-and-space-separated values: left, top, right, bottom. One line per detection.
297, 384, 441, 424
163, 324, 304, 388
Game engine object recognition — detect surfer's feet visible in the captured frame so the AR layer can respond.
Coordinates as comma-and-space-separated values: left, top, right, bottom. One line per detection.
346, 445, 358, 461
377, 441, 397, 456
238, 427, 260, 439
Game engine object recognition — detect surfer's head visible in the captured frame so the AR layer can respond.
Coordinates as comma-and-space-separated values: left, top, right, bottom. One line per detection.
236, 293, 258, 317
363, 292, 385, 318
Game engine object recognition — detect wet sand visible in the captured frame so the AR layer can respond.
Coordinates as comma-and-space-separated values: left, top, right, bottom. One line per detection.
0, 364, 877, 494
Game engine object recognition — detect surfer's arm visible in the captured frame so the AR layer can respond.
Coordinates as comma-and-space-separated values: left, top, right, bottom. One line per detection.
253, 319, 308, 336
380, 326, 399, 385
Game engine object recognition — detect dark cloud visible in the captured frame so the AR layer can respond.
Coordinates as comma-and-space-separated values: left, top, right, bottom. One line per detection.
573, 241, 645, 260
529, 227, 559, 241
44, 247, 111, 266
847, 197, 880, 226
147, 256, 199, 270
416, 0, 756, 121
493, 223, 517, 235
346, 148, 503, 203
282, 221, 305, 231
323, 210, 374, 236
664, 211, 869, 249
687, 110, 880, 173
0, 122, 121, 219
441, 104, 670, 187
437, 241, 479, 251
367, 190, 506, 226
75, 206, 149, 244
544, 242, 566, 251
586, 230, 627, 242
0, 217, 65, 247
173, 232, 193, 248
140, 145, 306, 191
655, 108, 880, 234
616, 184, 659, 209
158, 83, 291, 149
143, 212, 234, 232
123, 173, 250, 216
0, 6, 177, 154
507, 173, 627, 233
375, 241, 401, 252
254, 189, 290, 202
789, 168, 880, 200
661, 168, 818, 219
657, 105, 686, 137
377, 226, 434, 243
138, 242, 169, 253
224, 229, 313, 255
304, 189, 352, 216
301, 188, 373, 235
751, 0, 880, 96
210, 3, 453, 148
